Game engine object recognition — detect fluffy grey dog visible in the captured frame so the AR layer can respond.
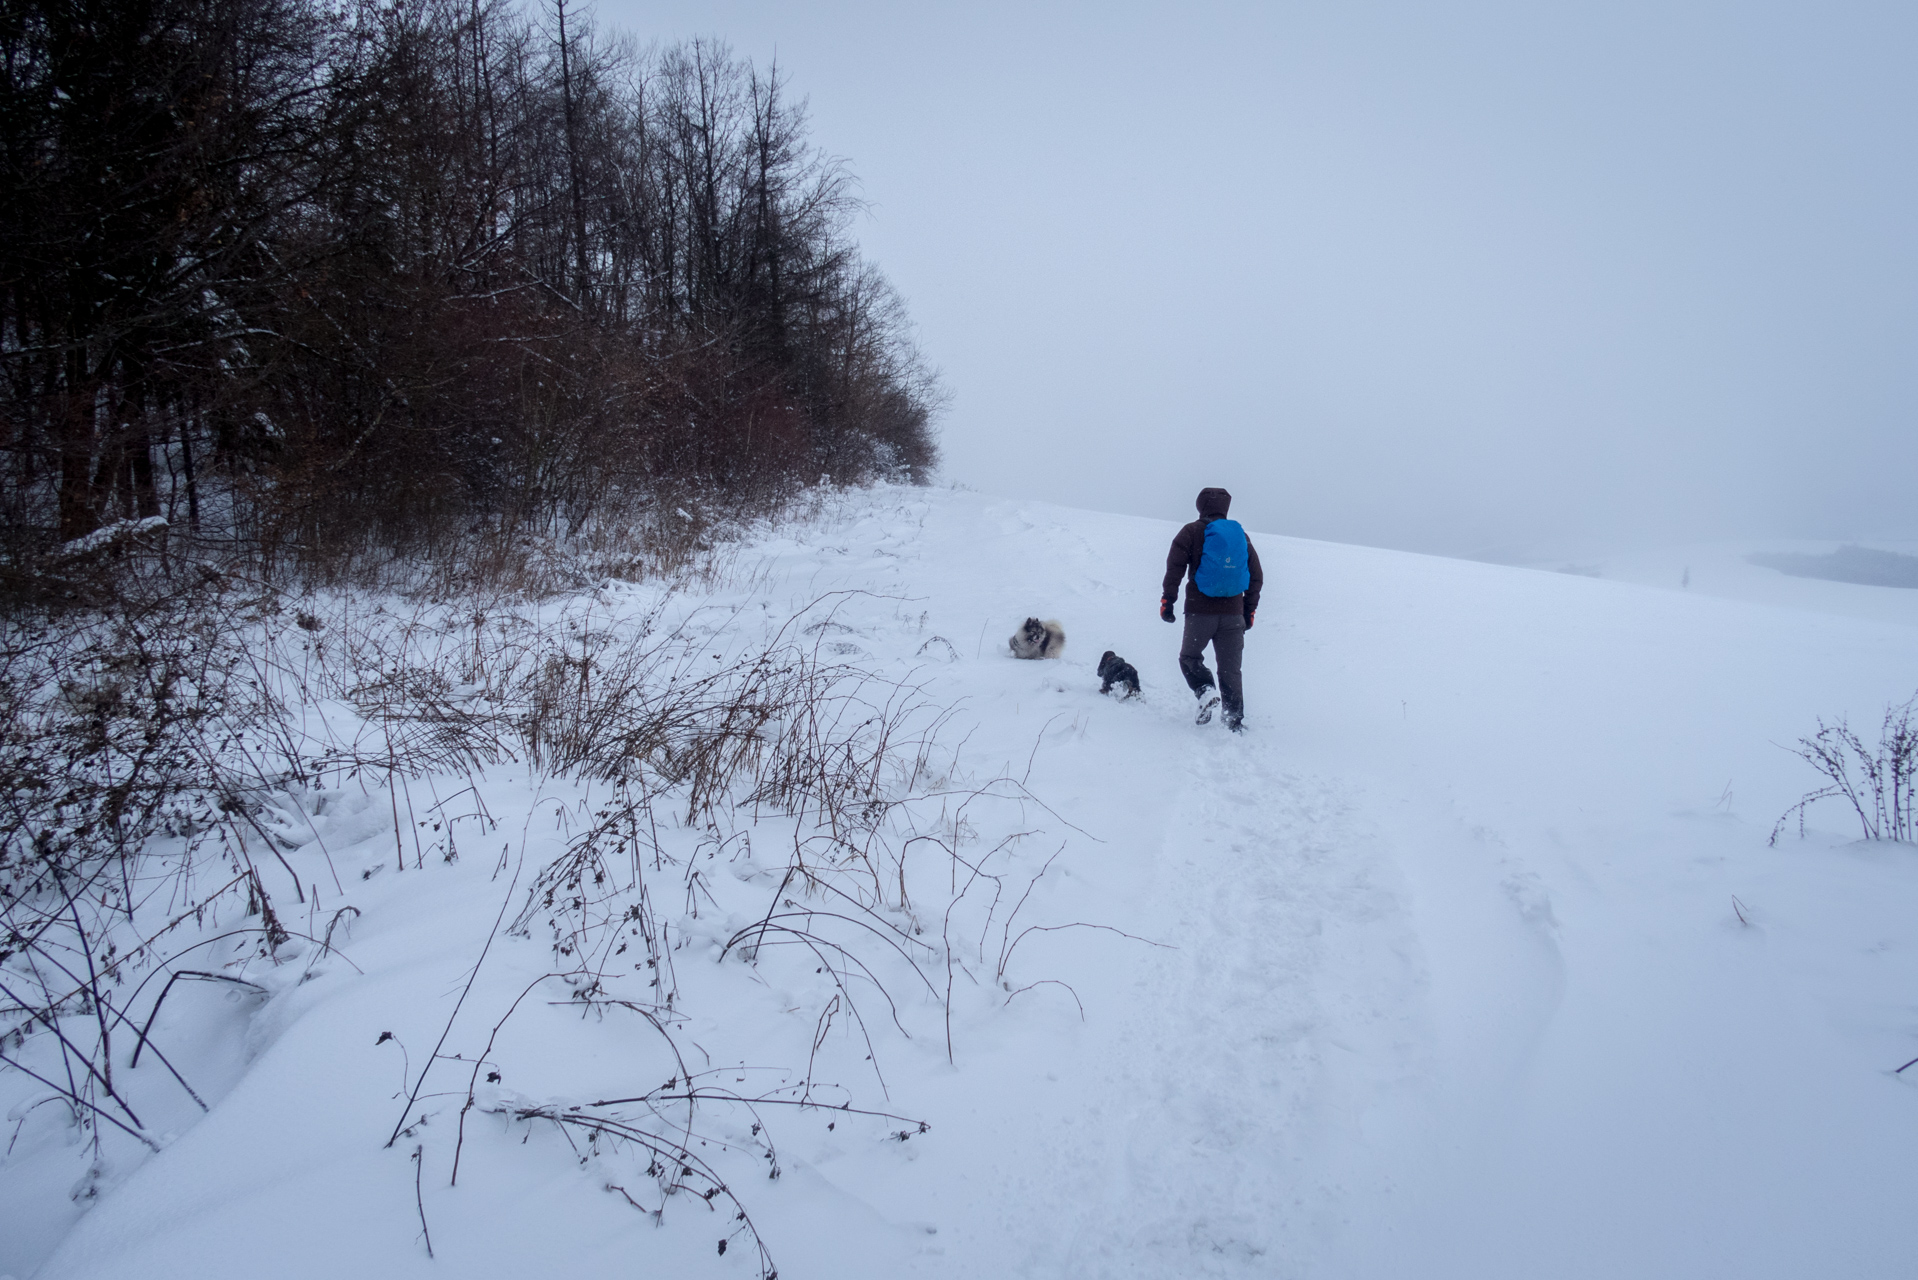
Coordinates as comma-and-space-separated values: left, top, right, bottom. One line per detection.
1008, 617, 1066, 659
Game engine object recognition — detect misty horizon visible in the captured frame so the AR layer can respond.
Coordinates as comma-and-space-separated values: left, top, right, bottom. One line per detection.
615, 0, 1918, 558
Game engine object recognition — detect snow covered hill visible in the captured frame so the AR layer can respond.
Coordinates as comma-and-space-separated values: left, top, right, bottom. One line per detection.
8, 486, 1918, 1279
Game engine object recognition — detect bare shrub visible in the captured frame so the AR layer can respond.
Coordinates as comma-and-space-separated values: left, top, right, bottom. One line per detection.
4, 569, 1082, 1276
0, 576, 378, 1178
0, 563, 523, 1204
1771, 693, 1918, 844
387, 596, 1001, 1273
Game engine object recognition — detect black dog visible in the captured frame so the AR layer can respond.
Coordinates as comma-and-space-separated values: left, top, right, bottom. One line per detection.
1097, 650, 1141, 698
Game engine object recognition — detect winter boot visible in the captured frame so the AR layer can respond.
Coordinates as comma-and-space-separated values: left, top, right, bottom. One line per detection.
1195, 687, 1221, 725
1224, 708, 1244, 734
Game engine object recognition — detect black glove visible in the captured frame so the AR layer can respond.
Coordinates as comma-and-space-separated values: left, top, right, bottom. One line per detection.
1244, 608, 1255, 631
1160, 597, 1176, 624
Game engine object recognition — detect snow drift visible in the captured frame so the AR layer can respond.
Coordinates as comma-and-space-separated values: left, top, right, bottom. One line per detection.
5, 486, 1917, 1280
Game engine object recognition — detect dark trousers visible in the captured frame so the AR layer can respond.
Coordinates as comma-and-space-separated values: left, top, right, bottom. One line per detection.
1179, 613, 1245, 714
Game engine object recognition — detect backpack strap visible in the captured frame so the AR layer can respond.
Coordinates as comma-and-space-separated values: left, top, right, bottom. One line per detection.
1187, 516, 1212, 584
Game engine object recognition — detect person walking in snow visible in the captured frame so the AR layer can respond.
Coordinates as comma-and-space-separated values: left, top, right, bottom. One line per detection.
1161, 487, 1262, 732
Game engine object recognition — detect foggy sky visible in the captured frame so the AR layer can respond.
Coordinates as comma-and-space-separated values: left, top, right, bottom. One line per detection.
603, 0, 1918, 557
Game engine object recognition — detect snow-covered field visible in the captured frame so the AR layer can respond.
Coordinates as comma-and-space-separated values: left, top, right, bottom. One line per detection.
7, 486, 1918, 1279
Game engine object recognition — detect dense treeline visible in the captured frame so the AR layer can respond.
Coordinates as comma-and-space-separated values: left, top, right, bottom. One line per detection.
0, 0, 939, 572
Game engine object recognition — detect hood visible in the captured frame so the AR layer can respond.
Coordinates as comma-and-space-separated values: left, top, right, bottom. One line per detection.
1195, 487, 1232, 519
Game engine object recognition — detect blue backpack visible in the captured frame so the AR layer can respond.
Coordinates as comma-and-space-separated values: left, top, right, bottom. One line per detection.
1194, 518, 1251, 597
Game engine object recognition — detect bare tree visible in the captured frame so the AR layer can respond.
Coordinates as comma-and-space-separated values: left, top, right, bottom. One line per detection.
1, 0, 941, 585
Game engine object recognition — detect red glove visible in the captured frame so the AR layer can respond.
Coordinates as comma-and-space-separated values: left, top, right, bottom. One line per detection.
1160, 597, 1176, 623
1244, 609, 1256, 630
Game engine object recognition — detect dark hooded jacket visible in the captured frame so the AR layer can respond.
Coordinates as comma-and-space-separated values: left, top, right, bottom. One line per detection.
1162, 487, 1263, 617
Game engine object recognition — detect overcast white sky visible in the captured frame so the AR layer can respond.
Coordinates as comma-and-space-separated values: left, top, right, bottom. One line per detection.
603, 0, 1918, 557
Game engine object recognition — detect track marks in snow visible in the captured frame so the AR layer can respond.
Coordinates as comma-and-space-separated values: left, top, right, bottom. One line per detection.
1060, 733, 1418, 1277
